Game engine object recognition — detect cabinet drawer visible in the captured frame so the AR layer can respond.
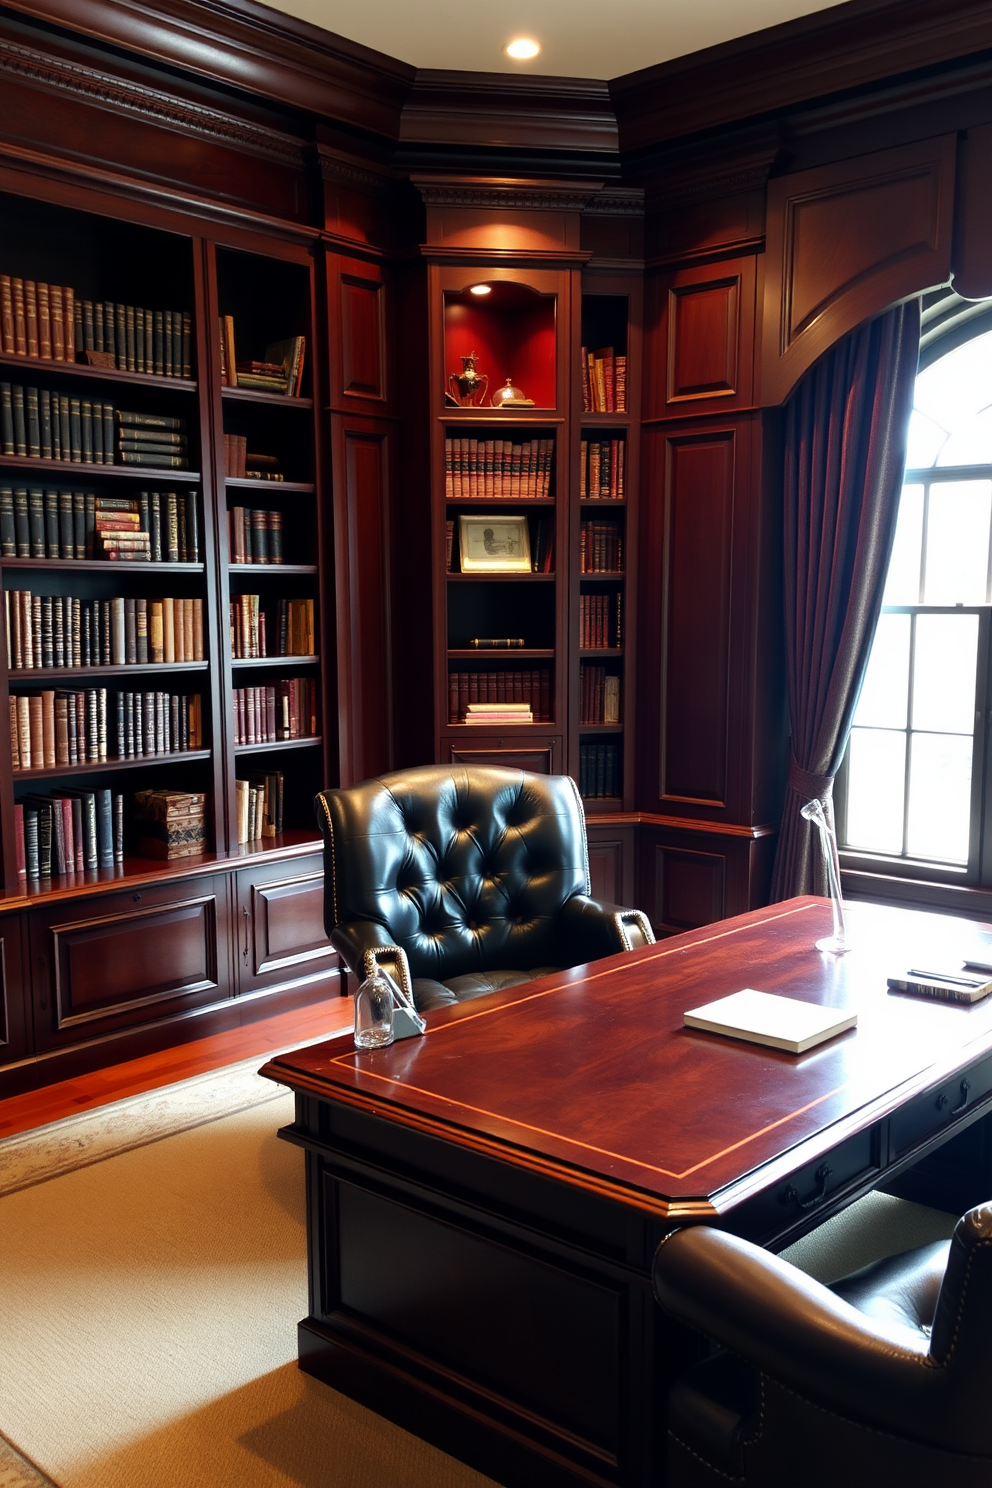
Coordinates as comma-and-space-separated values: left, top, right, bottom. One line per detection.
736, 1129, 878, 1245
890, 1054, 992, 1158
30, 876, 229, 1050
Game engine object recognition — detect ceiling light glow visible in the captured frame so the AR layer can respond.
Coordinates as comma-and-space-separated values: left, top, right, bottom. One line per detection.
505, 37, 540, 60
469, 284, 492, 296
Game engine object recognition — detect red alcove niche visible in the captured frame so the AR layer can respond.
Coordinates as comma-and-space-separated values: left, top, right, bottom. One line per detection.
443, 281, 557, 411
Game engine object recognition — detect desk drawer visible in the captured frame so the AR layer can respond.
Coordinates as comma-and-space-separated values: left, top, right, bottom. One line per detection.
890, 1054, 992, 1158
738, 1129, 877, 1244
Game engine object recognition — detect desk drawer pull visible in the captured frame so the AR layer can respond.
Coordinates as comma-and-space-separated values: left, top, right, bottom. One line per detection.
781, 1163, 832, 1213
952, 1079, 971, 1115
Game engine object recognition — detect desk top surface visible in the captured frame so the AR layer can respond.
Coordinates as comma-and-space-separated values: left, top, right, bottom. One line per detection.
261, 897, 992, 1215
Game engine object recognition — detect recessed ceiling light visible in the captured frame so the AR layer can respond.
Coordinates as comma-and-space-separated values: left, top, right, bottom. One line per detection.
469, 284, 492, 296
505, 38, 540, 60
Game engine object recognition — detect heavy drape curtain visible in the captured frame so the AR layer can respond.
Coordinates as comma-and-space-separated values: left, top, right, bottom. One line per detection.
769, 298, 921, 901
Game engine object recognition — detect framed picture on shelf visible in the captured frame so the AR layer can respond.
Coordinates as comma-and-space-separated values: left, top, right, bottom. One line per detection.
458, 514, 532, 573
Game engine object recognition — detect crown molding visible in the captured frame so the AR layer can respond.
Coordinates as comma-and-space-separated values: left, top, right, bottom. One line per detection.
1, 0, 414, 141
402, 71, 618, 157
0, 33, 305, 164
611, 0, 992, 153
412, 174, 605, 212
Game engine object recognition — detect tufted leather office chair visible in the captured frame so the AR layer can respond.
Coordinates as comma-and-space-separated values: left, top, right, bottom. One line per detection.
652, 1203, 992, 1487
315, 764, 654, 1011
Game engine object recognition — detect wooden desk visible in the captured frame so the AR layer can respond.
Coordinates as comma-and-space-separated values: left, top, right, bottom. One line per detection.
261, 897, 992, 1488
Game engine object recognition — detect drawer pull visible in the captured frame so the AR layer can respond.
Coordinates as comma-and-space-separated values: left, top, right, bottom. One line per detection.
781, 1163, 832, 1213
952, 1079, 972, 1115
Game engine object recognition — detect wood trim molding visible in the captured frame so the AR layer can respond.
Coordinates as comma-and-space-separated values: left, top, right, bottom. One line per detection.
412, 175, 605, 211
402, 72, 619, 157
1, 0, 414, 140
0, 33, 305, 165
612, 0, 992, 153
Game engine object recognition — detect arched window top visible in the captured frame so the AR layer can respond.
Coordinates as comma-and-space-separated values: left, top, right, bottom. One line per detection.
908, 325, 992, 468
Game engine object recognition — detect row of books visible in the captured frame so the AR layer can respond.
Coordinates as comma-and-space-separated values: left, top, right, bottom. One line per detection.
218, 318, 306, 396
228, 507, 286, 565
2, 385, 114, 463
0, 276, 193, 378
223, 435, 285, 482
1, 389, 191, 469
232, 680, 318, 745
580, 666, 621, 725
5, 593, 205, 670
580, 592, 623, 650
14, 789, 124, 880
75, 301, 192, 379
448, 668, 552, 723
579, 741, 621, 799
236, 771, 284, 843
230, 596, 314, 659
444, 438, 554, 500
579, 439, 625, 500
0, 487, 200, 562
464, 701, 533, 724
581, 346, 627, 413
10, 687, 203, 770
580, 520, 624, 574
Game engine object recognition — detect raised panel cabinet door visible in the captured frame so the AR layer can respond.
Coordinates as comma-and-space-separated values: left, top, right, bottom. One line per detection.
657, 256, 756, 411
236, 856, 339, 997
761, 135, 956, 405
0, 916, 28, 1067
30, 880, 228, 1051
326, 252, 389, 408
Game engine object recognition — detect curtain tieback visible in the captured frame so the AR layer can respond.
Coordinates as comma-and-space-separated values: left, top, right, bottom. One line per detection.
789, 755, 834, 804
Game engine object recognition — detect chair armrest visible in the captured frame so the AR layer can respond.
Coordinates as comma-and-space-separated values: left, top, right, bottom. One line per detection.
330, 920, 413, 998
653, 1226, 970, 1447
558, 895, 655, 964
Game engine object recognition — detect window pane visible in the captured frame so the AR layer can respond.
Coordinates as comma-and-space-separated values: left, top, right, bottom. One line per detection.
906, 732, 973, 864
853, 613, 910, 728
914, 328, 992, 443
845, 729, 906, 854
937, 406, 992, 466
905, 409, 946, 469
882, 484, 924, 604
923, 481, 992, 604
911, 613, 979, 733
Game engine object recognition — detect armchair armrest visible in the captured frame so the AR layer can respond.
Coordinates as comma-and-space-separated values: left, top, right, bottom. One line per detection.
558, 895, 655, 964
330, 920, 412, 998
653, 1226, 980, 1452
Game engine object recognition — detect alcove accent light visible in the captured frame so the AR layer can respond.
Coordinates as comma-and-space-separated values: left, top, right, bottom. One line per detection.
469, 284, 492, 295
505, 38, 540, 60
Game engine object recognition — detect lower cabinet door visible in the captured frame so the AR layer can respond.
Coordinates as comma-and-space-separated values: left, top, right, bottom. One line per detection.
0, 915, 28, 1067
442, 732, 562, 775
29, 876, 230, 1052
235, 855, 339, 997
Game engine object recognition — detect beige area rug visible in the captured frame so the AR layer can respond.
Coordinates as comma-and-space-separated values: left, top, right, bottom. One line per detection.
0, 1062, 501, 1488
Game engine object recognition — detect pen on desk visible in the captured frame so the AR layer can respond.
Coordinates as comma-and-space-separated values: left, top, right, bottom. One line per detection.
908, 968, 986, 986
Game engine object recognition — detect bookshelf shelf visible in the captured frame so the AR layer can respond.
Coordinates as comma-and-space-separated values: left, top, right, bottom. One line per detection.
0, 559, 205, 572
0, 455, 201, 483
447, 498, 556, 509
447, 573, 555, 584
225, 478, 315, 494
221, 388, 313, 410
234, 736, 321, 755
232, 827, 323, 857
447, 648, 555, 660
580, 647, 625, 658
13, 748, 211, 782
230, 654, 318, 669
8, 662, 209, 680
0, 352, 197, 394
228, 563, 317, 576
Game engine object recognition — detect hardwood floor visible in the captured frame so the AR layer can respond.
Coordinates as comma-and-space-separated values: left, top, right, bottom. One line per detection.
0, 993, 353, 1140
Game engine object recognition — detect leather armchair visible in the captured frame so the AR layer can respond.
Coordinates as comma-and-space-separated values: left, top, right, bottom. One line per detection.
315, 764, 654, 1011
652, 1204, 992, 1486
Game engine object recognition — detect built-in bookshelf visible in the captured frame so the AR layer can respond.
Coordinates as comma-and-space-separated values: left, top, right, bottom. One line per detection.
574, 287, 639, 809
0, 190, 328, 888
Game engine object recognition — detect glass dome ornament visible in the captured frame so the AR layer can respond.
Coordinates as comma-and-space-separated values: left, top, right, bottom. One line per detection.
491, 376, 534, 409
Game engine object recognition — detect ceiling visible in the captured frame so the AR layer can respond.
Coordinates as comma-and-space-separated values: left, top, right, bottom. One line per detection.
257, 0, 849, 81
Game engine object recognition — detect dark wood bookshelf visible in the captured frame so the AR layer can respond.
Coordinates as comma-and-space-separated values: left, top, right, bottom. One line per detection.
0, 352, 197, 394
222, 388, 313, 410
0, 455, 200, 482
447, 648, 555, 660
225, 478, 315, 493
0, 559, 205, 573
8, 662, 209, 680
231, 654, 318, 668
227, 563, 317, 575
233, 736, 321, 755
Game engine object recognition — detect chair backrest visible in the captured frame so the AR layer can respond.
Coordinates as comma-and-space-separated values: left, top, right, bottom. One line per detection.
316, 765, 591, 981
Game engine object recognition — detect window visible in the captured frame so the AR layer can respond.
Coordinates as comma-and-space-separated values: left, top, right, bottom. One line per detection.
837, 315, 992, 885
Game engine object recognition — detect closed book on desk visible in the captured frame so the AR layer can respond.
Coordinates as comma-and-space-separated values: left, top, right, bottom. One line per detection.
684, 989, 858, 1053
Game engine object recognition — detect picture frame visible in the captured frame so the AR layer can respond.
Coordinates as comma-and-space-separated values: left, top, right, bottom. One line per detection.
458, 514, 532, 573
